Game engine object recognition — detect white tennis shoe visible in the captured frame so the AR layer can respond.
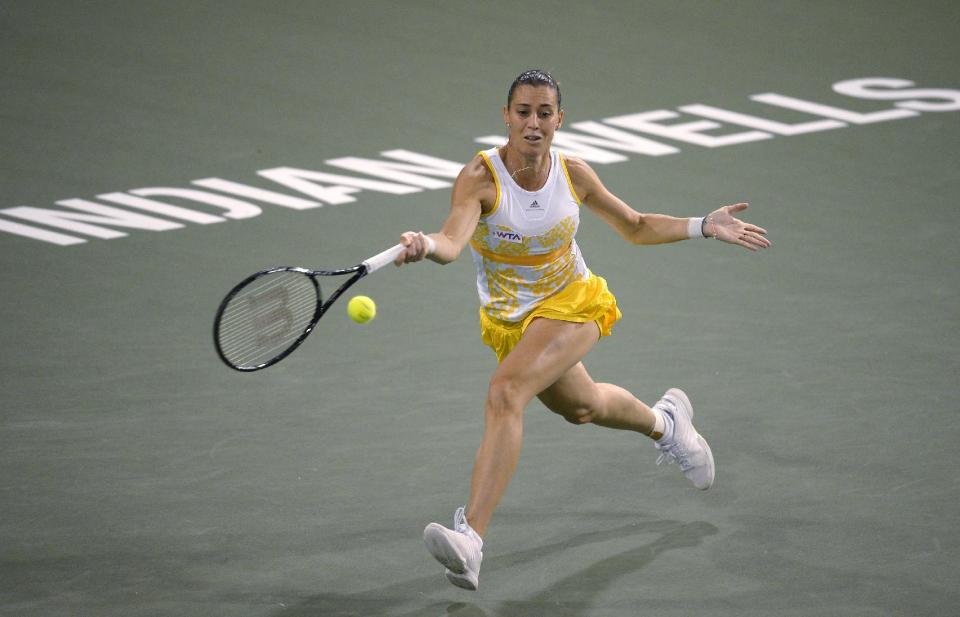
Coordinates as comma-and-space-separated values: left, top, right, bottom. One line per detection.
653, 388, 715, 490
423, 506, 483, 590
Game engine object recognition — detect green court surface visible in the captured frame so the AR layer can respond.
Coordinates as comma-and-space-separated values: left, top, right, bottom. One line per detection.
2, 2, 958, 616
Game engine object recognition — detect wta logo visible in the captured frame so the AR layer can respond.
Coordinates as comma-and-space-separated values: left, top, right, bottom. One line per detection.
494, 229, 524, 243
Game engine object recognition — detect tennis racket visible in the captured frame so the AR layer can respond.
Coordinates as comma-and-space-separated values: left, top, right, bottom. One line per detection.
213, 237, 435, 372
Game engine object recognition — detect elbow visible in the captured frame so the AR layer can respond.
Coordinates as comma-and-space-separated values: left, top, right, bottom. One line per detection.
629, 213, 650, 245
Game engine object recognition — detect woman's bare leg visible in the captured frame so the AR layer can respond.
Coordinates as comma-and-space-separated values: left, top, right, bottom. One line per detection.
465, 318, 601, 536
537, 361, 659, 434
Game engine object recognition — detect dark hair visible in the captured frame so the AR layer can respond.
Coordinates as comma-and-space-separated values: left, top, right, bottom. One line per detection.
507, 69, 561, 108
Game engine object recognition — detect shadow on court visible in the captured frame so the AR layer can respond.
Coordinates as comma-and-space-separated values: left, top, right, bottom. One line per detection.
272, 519, 718, 617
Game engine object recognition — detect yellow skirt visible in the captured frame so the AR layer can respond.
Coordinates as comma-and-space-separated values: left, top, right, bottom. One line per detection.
479, 274, 622, 363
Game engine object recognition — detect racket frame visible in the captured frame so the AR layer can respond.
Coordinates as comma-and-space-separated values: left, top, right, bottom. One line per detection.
213, 264, 366, 372
213, 238, 431, 372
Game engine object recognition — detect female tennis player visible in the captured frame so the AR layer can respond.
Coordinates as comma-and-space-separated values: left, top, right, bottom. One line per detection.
395, 69, 770, 590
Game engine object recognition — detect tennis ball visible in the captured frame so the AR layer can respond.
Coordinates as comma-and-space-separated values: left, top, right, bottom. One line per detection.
347, 295, 376, 324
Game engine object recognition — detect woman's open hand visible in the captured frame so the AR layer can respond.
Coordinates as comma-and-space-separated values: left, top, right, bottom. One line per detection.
704, 203, 771, 251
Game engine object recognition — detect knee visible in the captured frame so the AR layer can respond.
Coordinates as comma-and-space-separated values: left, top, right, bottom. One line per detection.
544, 389, 601, 425
560, 406, 595, 425
486, 377, 527, 421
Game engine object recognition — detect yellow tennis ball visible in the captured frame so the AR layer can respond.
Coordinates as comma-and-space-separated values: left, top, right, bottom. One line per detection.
347, 295, 376, 324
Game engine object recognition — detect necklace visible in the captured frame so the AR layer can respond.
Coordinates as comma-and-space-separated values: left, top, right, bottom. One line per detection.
503, 145, 547, 182
510, 165, 533, 179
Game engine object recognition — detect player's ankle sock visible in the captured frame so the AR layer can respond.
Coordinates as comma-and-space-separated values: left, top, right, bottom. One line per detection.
649, 405, 674, 442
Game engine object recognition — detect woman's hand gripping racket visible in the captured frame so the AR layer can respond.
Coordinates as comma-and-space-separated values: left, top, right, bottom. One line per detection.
213, 236, 435, 371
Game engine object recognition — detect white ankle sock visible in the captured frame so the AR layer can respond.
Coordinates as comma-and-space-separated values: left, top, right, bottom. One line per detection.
651, 405, 674, 442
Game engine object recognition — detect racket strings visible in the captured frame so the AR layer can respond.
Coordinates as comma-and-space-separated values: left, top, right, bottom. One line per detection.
219, 298, 316, 366
220, 280, 316, 341
216, 271, 320, 368
220, 307, 313, 363
218, 273, 316, 333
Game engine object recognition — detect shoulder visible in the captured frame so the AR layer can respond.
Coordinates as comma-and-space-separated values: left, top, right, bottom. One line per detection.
559, 154, 603, 201
452, 152, 498, 210
458, 153, 496, 185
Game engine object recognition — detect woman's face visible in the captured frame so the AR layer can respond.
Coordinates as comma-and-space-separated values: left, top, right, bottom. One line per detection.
502, 84, 564, 157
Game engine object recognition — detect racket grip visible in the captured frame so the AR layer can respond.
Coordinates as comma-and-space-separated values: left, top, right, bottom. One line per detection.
363, 235, 436, 274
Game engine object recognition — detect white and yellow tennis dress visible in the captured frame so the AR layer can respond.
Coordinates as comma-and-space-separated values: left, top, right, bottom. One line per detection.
472, 147, 621, 361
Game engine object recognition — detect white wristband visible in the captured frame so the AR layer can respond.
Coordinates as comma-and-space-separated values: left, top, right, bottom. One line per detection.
687, 216, 706, 239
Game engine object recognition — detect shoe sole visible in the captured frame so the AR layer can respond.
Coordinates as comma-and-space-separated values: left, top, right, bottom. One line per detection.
665, 387, 716, 490
424, 524, 479, 590
424, 524, 467, 573
694, 434, 715, 490
445, 569, 478, 591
